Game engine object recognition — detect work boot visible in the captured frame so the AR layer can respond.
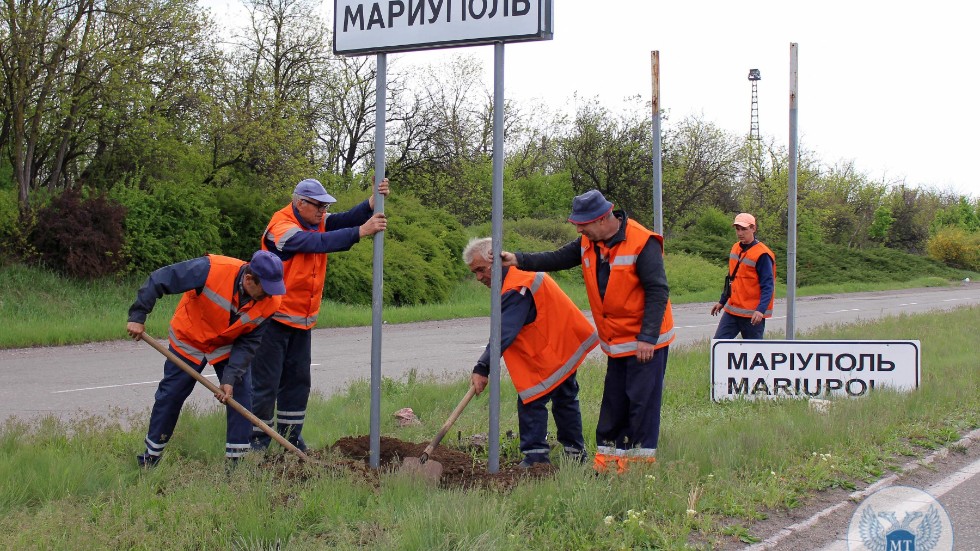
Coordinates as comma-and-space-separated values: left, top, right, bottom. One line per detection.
518, 454, 551, 469
136, 452, 160, 468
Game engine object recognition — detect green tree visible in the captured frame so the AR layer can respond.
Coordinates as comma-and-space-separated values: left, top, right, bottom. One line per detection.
869, 205, 894, 243
662, 116, 741, 231
555, 95, 652, 225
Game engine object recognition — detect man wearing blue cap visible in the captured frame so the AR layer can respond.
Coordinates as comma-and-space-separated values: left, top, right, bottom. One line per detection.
250, 177, 388, 451
501, 189, 674, 473
127, 250, 286, 467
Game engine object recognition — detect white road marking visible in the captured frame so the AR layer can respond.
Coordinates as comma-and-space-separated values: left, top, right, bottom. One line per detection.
53, 374, 218, 394
826, 308, 860, 314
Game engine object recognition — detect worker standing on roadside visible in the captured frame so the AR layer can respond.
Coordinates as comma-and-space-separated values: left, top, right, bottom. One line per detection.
464, 237, 598, 468
709, 212, 776, 339
127, 251, 285, 467
250, 178, 388, 452
501, 189, 674, 474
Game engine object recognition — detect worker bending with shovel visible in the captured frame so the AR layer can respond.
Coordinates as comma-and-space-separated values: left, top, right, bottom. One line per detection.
465, 237, 598, 468
126, 251, 286, 467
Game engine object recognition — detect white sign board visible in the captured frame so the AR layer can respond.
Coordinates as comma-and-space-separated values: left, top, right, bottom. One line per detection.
710, 340, 920, 401
334, 0, 553, 55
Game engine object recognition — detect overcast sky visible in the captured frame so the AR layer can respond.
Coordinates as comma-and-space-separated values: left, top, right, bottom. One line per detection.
203, 0, 978, 199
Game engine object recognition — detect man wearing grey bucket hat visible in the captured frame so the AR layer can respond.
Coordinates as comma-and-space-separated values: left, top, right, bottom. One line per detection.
250, 177, 389, 452
501, 189, 674, 474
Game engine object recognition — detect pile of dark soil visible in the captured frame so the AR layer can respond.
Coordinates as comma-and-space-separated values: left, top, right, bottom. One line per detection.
257, 435, 557, 491
331, 435, 556, 491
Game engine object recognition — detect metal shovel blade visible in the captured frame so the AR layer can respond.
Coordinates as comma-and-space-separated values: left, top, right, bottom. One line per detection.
400, 456, 443, 483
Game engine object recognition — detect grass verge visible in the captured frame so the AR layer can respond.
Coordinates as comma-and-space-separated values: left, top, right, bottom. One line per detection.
1, 307, 977, 548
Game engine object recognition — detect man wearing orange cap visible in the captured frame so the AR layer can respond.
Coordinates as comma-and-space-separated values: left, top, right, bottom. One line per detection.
709, 212, 776, 339
501, 189, 674, 473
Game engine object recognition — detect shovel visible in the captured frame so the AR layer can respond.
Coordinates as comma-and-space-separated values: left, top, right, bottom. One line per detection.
138, 332, 313, 463
401, 385, 477, 482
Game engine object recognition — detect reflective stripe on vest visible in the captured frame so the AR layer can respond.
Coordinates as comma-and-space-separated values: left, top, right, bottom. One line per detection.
517, 332, 599, 402
272, 311, 318, 326
598, 327, 675, 356
502, 268, 598, 404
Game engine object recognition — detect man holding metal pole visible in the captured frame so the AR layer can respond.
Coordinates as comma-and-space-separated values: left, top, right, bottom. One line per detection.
127, 251, 286, 467
465, 237, 598, 468
249, 178, 388, 452
501, 190, 674, 474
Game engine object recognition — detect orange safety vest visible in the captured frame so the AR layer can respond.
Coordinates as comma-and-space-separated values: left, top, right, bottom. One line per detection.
168, 255, 282, 365
501, 268, 599, 404
723, 241, 776, 318
581, 219, 675, 357
261, 205, 328, 329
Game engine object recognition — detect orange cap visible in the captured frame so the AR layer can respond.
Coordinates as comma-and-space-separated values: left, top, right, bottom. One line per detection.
733, 213, 756, 228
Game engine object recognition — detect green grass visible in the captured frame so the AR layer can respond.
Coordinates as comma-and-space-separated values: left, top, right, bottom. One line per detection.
2, 254, 973, 348
1, 307, 977, 549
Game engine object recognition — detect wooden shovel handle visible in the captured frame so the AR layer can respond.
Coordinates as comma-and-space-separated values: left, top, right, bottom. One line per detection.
421, 385, 477, 459
139, 333, 312, 463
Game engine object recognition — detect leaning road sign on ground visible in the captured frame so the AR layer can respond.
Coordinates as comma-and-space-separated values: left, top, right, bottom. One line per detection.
334, 0, 553, 55
710, 339, 920, 401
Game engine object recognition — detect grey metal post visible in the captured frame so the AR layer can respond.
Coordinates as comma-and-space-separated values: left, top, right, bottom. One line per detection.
487, 42, 505, 474
651, 51, 663, 235
786, 43, 799, 339
369, 52, 387, 469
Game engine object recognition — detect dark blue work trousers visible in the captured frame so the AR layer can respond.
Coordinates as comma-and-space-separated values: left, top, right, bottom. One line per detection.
595, 346, 669, 452
144, 347, 252, 459
249, 321, 312, 450
713, 312, 766, 339
516, 372, 586, 464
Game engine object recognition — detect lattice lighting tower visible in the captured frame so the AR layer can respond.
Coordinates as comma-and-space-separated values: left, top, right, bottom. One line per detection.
748, 68, 761, 142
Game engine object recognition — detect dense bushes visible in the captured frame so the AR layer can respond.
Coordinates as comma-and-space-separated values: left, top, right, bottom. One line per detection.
323, 192, 468, 306
213, 185, 284, 262
109, 180, 223, 275
28, 190, 127, 279
927, 227, 980, 271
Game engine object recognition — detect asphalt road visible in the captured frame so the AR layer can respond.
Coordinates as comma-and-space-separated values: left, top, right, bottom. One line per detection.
1, 283, 977, 425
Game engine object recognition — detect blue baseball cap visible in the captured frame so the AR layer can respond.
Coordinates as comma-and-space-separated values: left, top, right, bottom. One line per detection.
568, 190, 614, 224
294, 179, 336, 204
249, 251, 286, 296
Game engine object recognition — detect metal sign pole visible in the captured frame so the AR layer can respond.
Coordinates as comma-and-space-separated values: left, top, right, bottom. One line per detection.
651, 51, 663, 235
487, 41, 505, 474
786, 43, 799, 340
369, 52, 387, 469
